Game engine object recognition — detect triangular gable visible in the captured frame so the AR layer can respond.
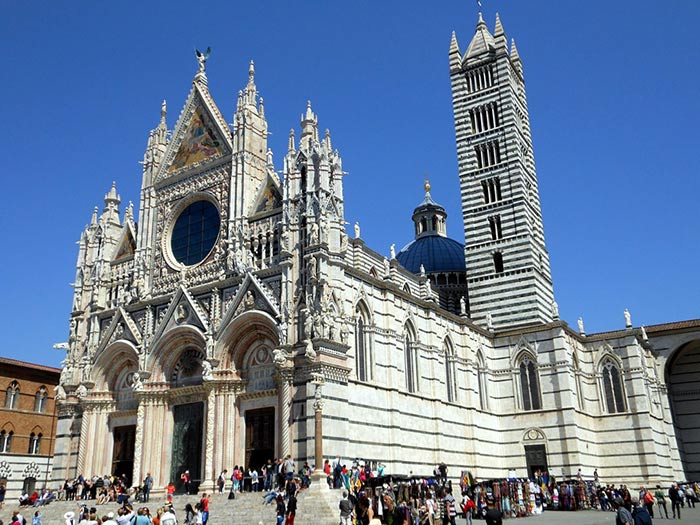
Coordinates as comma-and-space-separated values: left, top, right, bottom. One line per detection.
157, 82, 232, 182
151, 284, 210, 343
217, 272, 280, 336
112, 223, 137, 263
251, 174, 283, 215
97, 307, 143, 355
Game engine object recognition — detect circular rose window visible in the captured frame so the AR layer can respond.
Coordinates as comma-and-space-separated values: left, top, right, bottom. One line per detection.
170, 200, 220, 266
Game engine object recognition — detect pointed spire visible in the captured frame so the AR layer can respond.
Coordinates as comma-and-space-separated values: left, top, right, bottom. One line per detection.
464, 12, 496, 62
248, 60, 255, 84
90, 206, 98, 226
237, 90, 244, 110
266, 148, 274, 169
258, 96, 265, 118
449, 31, 462, 70
288, 129, 296, 153
159, 100, 167, 126
124, 201, 134, 222
324, 129, 332, 151
104, 181, 120, 207
300, 100, 318, 147
494, 13, 507, 50
510, 38, 522, 75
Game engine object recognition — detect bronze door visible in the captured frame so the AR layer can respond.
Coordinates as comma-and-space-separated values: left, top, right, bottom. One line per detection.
170, 402, 204, 491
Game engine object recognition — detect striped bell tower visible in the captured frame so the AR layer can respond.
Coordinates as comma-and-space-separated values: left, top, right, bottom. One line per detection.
450, 12, 555, 329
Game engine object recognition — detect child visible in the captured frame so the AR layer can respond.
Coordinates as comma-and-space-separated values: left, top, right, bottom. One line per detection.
165, 483, 175, 503
32, 512, 42, 525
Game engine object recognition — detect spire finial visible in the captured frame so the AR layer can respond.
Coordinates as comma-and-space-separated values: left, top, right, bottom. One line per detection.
424, 178, 431, 194
160, 100, 167, 119
248, 60, 255, 82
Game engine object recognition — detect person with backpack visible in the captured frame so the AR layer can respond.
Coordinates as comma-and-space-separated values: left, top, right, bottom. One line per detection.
217, 470, 227, 495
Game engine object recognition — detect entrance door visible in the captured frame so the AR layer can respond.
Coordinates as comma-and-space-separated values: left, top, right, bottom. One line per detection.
171, 402, 204, 492
112, 425, 136, 486
524, 444, 548, 479
245, 407, 275, 471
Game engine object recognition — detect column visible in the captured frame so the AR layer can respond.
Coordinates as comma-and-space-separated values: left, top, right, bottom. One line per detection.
203, 385, 216, 491
132, 398, 146, 487
311, 374, 325, 472
76, 405, 93, 475
275, 368, 293, 459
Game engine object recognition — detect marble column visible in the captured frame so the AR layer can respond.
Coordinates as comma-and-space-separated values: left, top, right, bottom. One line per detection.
202, 385, 216, 491
275, 368, 292, 459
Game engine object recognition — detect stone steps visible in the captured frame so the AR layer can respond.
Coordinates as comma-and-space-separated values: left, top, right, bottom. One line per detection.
0, 488, 344, 525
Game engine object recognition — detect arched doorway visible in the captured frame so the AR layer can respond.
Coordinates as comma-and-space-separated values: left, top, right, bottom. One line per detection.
667, 340, 700, 481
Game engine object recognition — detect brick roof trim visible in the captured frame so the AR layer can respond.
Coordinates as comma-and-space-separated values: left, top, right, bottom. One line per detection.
0, 357, 61, 374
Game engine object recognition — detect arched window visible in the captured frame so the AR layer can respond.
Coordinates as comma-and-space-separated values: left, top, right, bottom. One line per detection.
355, 303, 371, 382
519, 357, 542, 410
404, 324, 418, 393
477, 353, 488, 410
5, 381, 19, 409
572, 353, 583, 410
601, 358, 626, 413
28, 432, 42, 455
0, 430, 13, 453
34, 387, 48, 413
444, 340, 456, 403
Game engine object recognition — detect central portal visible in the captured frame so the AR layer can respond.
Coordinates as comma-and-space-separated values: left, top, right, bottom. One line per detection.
245, 407, 275, 471
171, 402, 204, 491
112, 425, 136, 486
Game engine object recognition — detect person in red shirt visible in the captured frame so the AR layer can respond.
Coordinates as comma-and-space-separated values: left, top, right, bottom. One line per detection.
200, 492, 210, 525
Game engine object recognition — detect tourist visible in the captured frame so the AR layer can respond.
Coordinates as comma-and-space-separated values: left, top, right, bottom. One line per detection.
161, 504, 177, 525
383, 491, 408, 525
669, 483, 682, 519
284, 455, 295, 484
217, 470, 227, 495
631, 497, 652, 525
199, 493, 210, 525
442, 487, 456, 525
63, 511, 75, 525
134, 508, 150, 525
143, 473, 153, 503
285, 494, 297, 525
250, 467, 259, 492
31, 511, 42, 525
685, 485, 696, 507
339, 491, 354, 525
165, 482, 175, 503
616, 498, 634, 525
0, 482, 5, 509
183, 503, 195, 525
640, 487, 655, 518
654, 485, 668, 519
424, 492, 435, 525
275, 495, 286, 525
181, 471, 192, 496
102, 512, 117, 525
461, 493, 475, 525
484, 497, 502, 525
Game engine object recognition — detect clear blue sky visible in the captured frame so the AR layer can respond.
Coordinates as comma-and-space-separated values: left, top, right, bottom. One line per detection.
2, 1, 698, 367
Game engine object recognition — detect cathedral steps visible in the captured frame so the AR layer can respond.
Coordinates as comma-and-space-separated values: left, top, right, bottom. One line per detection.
0, 487, 342, 525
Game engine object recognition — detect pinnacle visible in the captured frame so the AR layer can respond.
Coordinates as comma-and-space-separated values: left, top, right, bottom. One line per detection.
494, 12, 505, 36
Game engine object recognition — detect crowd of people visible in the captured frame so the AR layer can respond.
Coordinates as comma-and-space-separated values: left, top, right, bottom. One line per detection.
1, 460, 699, 525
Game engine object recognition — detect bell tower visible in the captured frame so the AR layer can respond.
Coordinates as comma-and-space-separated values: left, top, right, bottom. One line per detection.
450, 12, 555, 329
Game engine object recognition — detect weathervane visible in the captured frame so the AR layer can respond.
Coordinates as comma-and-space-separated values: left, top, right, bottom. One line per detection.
195, 46, 211, 74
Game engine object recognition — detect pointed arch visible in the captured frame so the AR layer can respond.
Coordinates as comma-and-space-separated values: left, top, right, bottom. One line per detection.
404, 321, 419, 393
354, 300, 373, 382
572, 351, 584, 410
476, 349, 488, 410
4, 381, 19, 410
516, 353, 541, 411
600, 357, 626, 413
34, 386, 48, 413
217, 310, 279, 372
444, 337, 457, 403
149, 325, 207, 383
0, 427, 13, 453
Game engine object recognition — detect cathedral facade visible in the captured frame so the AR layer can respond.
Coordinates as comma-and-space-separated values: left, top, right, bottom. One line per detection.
52, 14, 700, 490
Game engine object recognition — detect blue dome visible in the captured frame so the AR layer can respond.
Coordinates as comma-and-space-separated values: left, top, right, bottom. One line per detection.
396, 235, 466, 274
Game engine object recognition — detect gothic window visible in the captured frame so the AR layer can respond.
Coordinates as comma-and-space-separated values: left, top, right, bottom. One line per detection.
493, 252, 504, 273
5, 381, 19, 410
519, 357, 542, 411
28, 432, 42, 455
466, 65, 494, 93
402, 283, 411, 295
601, 358, 626, 413
355, 303, 372, 382
404, 324, 419, 393
482, 177, 502, 204
34, 387, 48, 413
572, 353, 583, 410
444, 340, 457, 403
0, 430, 12, 453
470, 103, 500, 133
489, 215, 503, 240
477, 353, 488, 410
